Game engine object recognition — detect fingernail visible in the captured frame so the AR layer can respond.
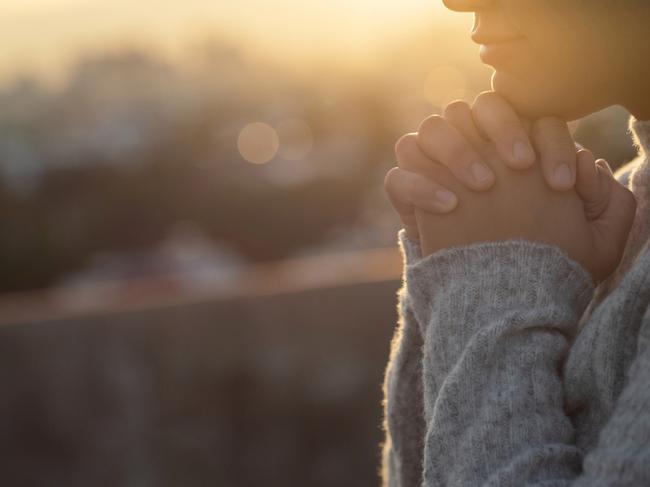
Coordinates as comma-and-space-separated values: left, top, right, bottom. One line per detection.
435, 189, 458, 209
513, 140, 535, 166
553, 164, 573, 188
596, 159, 614, 176
470, 162, 494, 186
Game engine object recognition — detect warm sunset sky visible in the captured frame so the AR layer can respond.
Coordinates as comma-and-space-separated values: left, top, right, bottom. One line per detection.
0, 0, 468, 86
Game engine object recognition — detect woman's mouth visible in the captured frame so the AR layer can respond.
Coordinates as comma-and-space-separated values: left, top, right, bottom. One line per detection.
477, 38, 526, 67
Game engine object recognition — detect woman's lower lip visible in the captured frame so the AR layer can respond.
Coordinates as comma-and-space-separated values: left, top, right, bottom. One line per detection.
479, 39, 525, 66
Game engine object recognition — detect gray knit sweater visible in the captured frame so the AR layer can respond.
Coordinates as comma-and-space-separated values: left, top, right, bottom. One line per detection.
381, 117, 650, 486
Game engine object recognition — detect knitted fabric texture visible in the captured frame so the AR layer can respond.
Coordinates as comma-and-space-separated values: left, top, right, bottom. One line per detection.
381, 117, 650, 486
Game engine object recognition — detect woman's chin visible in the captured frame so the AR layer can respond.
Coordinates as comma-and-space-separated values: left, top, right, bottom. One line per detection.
491, 70, 597, 121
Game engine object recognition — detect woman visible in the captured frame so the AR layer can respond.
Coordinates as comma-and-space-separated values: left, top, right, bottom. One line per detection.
381, 0, 650, 485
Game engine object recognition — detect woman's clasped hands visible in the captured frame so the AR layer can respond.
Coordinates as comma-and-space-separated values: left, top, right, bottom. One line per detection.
384, 92, 637, 283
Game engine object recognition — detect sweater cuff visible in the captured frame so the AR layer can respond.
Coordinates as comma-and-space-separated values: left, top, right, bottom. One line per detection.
405, 239, 595, 327
397, 229, 423, 266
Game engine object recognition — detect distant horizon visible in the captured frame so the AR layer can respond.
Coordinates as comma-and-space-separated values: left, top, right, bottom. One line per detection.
0, 0, 468, 88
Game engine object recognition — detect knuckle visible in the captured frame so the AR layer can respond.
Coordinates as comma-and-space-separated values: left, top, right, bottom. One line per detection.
383, 167, 400, 193
394, 133, 418, 161
417, 114, 446, 138
443, 100, 470, 120
472, 91, 499, 111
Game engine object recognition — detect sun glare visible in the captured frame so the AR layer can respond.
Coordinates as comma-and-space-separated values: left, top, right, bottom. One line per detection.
424, 65, 469, 108
0, 0, 459, 86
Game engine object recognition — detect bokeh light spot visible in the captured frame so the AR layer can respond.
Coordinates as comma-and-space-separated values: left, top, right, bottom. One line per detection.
237, 122, 279, 164
423, 65, 467, 108
277, 119, 313, 161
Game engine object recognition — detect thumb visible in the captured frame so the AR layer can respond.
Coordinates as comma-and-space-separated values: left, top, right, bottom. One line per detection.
585, 157, 637, 281
575, 149, 611, 221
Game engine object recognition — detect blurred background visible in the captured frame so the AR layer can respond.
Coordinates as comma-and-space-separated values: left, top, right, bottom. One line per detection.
0, 1, 639, 486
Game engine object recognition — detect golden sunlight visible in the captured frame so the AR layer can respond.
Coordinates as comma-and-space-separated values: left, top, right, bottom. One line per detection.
424, 65, 468, 107
0, 0, 461, 86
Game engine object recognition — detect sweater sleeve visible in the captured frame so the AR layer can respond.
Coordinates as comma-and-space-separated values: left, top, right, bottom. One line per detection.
570, 308, 650, 486
404, 238, 595, 486
381, 231, 428, 487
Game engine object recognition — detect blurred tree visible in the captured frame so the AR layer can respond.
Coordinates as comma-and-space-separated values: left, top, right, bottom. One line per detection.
0, 39, 636, 293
